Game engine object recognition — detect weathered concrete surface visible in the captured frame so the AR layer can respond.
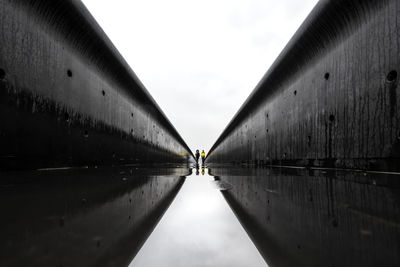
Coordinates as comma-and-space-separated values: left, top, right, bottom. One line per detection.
0, 165, 190, 267
207, 0, 400, 171
0, 0, 192, 170
210, 166, 400, 267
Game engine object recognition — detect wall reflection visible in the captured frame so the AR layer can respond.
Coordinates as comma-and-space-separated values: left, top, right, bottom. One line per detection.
209, 166, 400, 267
0, 165, 189, 267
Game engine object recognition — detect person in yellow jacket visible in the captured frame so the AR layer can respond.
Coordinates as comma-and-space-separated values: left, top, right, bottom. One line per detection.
201, 150, 206, 165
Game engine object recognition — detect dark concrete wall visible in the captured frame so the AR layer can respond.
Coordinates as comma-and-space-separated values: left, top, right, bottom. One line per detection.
210, 166, 400, 267
0, 166, 189, 267
0, 0, 192, 170
207, 0, 400, 171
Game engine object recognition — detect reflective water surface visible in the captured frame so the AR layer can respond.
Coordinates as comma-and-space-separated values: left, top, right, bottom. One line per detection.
209, 165, 400, 267
0, 164, 189, 267
130, 166, 266, 267
2, 164, 399, 267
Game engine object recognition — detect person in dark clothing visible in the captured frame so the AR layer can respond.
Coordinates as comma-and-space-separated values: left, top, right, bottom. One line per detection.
195, 149, 200, 164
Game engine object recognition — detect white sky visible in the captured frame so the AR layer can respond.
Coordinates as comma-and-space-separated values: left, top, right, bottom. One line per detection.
81, 0, 318, 153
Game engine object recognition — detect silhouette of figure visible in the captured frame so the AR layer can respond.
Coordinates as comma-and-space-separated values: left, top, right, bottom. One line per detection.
195, 149, 200, 164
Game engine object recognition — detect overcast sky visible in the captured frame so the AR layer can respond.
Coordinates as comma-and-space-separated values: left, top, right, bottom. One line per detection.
81, 0, 318, 153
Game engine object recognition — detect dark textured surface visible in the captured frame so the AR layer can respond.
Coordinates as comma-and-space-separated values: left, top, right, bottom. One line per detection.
210, 165, 400, 267
207, 0, 400, 171
0, 165, 190, 267
0, 0, 192, 170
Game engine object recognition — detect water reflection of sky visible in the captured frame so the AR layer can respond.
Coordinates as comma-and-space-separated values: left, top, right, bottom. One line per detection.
130, 170, 267, 267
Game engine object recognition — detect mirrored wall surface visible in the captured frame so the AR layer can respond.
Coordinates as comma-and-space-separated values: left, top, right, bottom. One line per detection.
0, 164, 190, 267
209, 165, 400, 267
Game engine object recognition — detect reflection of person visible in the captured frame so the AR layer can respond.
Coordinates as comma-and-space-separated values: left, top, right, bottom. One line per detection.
201, 150, 206, 165
195, 149, 200, 164
195, 164, 199, 176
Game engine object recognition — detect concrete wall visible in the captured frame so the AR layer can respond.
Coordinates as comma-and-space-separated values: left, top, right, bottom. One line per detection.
207, 0, 400, 171
0, 166, 189, 267
210, 166, 400, 267
0, 0, 192, 170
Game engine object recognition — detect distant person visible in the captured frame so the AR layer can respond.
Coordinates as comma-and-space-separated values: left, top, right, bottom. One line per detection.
195, 149, 200, 164
201, 150, 206, 165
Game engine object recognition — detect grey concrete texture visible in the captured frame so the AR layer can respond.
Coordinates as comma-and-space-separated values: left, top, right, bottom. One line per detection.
207, 0, 400, 171
0, 0, 193, 170
0, 165, 190, 267
209, 166, 400, 267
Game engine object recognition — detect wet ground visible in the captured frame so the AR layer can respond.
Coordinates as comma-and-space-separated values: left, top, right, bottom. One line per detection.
0, 164, 190, 267
209, 165, 400, 267
130, 165, 266, 267
1, 164, 399, 267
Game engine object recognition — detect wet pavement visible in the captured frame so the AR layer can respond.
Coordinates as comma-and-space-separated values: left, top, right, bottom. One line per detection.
130, 165, 266, 267
1, 164, 399, 267
0, 164, 190, 267
209, 165, 400, 267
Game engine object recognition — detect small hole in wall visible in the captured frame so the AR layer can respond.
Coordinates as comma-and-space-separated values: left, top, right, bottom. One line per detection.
294, 90, 297, 96
67, 69, 73, 77
324, 72, 330, 80
266, 129, 269, 133
64, 112, 70, 122
329, 114, 335, 122
101, 90, 105, 96
387, 70, 398, 82
131, 113, 134, 117
0, 68, 5, 80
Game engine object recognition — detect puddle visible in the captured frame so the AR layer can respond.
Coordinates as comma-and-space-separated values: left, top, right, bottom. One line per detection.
129, 168, 267, 267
